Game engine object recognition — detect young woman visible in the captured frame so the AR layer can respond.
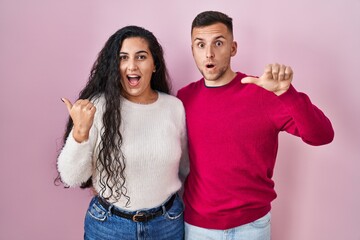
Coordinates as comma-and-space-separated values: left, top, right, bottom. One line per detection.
57, 25, 188, 240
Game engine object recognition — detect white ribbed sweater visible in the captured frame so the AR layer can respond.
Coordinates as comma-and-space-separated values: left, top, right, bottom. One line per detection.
57, 92, 188, 210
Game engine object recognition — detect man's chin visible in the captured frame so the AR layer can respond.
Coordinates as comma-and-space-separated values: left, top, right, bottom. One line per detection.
203, 73, 220, 81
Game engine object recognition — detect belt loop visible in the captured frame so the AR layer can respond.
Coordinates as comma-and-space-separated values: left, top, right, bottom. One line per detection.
108, 203, 113, 216
161, 205, 166, 215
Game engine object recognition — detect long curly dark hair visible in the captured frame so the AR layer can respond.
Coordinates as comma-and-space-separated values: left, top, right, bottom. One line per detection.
57, 26, 171, 205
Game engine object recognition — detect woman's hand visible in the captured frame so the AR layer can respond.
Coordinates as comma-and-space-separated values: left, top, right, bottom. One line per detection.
61, 98, 96, 143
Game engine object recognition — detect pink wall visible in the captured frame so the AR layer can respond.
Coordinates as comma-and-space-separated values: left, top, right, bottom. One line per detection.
1, 0, 359, 239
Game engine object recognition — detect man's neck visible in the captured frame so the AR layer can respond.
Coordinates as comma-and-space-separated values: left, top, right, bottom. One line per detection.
204, 70, 237, 87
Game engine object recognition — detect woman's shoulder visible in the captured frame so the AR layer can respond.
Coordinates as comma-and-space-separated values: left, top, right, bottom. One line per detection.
91, 94, 105, 107
159, 92, 184, 107
158, 93, 185, 118
90, 94, 106, 123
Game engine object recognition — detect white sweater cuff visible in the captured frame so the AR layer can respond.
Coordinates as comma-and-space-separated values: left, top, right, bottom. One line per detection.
57, 130, 94, 187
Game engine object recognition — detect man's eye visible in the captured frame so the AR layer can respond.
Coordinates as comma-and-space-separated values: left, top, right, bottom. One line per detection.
215, 41, 223, 47
198, 43, 205, 48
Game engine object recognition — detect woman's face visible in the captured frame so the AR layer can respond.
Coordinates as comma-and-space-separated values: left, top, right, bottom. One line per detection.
119, 37, 156, 103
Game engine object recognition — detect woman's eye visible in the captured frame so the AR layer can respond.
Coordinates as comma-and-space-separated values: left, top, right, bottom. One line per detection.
119, 55, 128, 60
137, 55, 146, 60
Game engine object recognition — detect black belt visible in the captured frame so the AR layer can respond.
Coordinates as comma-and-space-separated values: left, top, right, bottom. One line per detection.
98, 194, 176, 222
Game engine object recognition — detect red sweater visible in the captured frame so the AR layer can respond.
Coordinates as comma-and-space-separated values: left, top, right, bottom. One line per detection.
177, 72, 334, 229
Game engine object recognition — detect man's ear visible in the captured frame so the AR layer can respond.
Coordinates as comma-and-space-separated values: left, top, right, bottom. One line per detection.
231, 41, 237, 57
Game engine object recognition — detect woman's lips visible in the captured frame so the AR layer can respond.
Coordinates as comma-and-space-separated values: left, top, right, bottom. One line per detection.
127, 75, 140, 86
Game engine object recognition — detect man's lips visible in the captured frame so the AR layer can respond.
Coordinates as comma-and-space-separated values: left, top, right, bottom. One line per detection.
205, 63, 215, 69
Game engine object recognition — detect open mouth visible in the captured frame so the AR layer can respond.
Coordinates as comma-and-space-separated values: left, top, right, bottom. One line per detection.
127, 75, 141, 86
206, 63, 215, 69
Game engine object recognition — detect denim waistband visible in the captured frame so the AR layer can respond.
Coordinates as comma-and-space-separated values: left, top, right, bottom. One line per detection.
97, 194, 176, 222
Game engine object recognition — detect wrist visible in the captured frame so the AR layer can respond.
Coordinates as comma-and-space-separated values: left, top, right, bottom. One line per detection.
72, 127, 90, 143
274, 87, 290, 96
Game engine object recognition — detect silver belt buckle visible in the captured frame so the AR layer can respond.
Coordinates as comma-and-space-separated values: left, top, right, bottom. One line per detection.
132, 212, 146, 222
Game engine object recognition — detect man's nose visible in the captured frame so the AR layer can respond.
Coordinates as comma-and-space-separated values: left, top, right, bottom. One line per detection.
206, 45, 214, 59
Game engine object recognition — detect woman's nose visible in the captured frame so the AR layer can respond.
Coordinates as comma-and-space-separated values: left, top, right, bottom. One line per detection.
127, 59, 138, 71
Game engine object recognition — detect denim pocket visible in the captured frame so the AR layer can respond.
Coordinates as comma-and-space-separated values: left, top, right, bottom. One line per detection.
164, 195, 184, 220
87, 198, 107, 222
250, 212, 271, 228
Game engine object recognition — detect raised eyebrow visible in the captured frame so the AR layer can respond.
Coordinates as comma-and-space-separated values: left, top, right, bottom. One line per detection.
193, 37, 204, 42
119, 50, 149, 55
135, 50, 149, 55
193, 35, 226, 42
214, 35, 226, 41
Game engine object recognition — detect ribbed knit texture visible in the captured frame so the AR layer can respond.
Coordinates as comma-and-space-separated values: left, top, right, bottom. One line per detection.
177, 72, 334, 229
57, 92, 188, 211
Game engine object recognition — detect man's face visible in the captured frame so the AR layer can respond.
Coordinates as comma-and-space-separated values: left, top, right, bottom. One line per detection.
191, 23, 237, 86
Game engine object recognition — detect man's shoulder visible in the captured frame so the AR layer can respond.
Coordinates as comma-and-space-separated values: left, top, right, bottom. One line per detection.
177, 79, 203, 96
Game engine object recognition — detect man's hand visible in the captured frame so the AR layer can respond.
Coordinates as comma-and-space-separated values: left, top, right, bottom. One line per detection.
61, 98, 96, 143
241, 63, 293, 96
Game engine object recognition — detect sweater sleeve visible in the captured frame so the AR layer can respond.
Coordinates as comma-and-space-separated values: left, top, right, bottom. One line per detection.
57, 126, 98, 187
179, 117, 189, 183
272, 85, 334, 146
177, 104, 189, 198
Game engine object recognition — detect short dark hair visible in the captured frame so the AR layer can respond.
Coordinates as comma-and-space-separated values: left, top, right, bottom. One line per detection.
191, 11, 233, 35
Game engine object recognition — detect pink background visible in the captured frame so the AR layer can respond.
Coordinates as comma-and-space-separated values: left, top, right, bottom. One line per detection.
1, 0, 359, 239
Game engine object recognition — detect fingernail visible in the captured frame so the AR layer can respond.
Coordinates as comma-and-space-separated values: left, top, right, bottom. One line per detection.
61, 98, 64, 102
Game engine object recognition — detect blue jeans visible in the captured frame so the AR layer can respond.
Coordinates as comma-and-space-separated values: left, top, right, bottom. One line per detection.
185, 212, 271, 240
84, 194, 184, 240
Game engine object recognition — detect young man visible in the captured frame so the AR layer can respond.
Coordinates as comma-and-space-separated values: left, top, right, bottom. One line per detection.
177, 11, 334, 240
